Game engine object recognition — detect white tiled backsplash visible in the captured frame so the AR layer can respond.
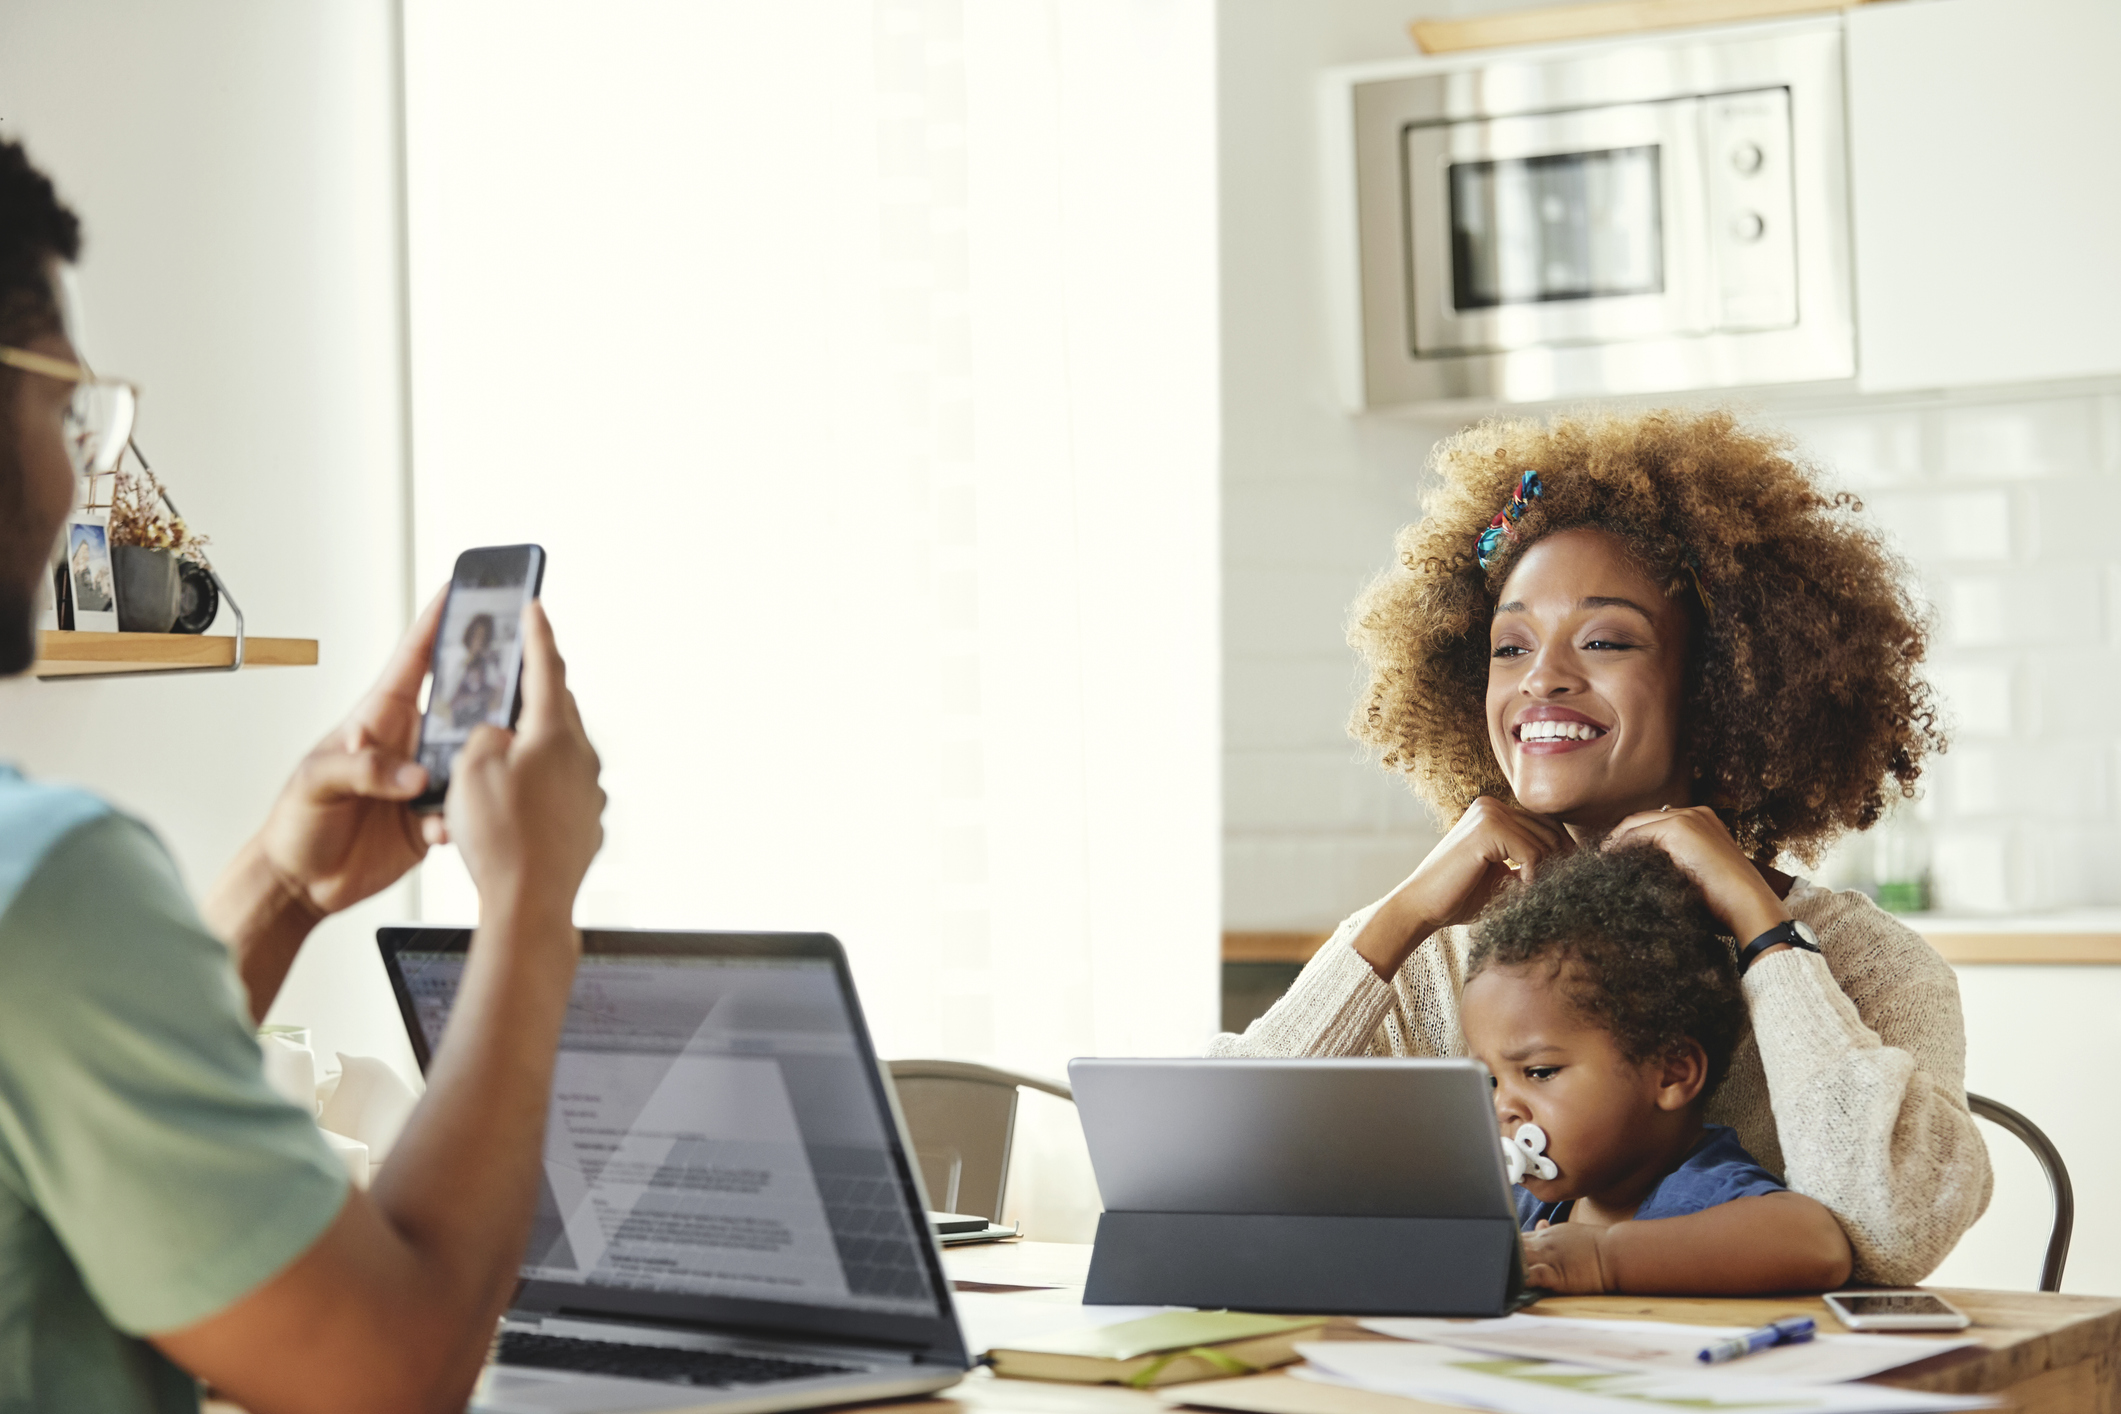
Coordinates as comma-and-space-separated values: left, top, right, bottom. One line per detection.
1223, 382, 2121, 931
1795, 386, 2121, 913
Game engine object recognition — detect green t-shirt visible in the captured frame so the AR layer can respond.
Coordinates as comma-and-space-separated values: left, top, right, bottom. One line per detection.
0, 772, 349, 1413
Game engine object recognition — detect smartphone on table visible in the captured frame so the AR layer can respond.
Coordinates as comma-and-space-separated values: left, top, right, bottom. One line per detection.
1823, 1290, 1971, 1332
412, 544, 546, 813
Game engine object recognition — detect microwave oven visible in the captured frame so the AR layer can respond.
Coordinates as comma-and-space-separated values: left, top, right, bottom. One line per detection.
1330, 20, 1854, 409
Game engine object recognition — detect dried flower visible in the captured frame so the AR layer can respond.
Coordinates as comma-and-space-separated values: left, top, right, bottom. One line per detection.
109, 465, 210, 563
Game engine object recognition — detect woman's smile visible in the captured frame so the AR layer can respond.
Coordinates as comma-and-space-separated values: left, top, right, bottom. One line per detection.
1486, 529, 1693, 829
1513, 704, 1611, 754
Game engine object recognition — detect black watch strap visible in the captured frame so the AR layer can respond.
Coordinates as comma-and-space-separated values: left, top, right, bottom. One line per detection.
1738, 919, 1820, 975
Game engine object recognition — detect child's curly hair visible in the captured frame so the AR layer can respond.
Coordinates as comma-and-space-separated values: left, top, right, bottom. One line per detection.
1469, 845, 1748, 1099
1347, 408, 1943, 865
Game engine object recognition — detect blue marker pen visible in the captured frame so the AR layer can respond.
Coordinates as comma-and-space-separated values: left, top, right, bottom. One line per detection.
1696, 1316, 1817, 1364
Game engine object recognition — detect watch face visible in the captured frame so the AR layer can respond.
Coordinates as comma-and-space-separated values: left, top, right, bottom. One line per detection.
1792, 920, 1820, 948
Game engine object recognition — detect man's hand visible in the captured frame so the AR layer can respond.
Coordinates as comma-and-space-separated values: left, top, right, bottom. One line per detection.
443, 600, 605, 920
252, 590, 451, 917
206, 592, 451, 1018
163, 602, 606, 1414
1522, 1219, 1611, 1294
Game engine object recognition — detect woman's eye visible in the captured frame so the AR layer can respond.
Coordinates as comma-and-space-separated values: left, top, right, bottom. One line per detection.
1526, 1066, 1560, 1081
1491, 643, 1529, 659
1582, 638, 1637, 652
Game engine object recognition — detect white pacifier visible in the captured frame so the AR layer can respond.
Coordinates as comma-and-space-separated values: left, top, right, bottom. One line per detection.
1502, 1122, 1559, 1184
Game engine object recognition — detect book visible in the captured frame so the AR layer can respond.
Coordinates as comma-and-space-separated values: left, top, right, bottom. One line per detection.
987, 1310, 1327, 1388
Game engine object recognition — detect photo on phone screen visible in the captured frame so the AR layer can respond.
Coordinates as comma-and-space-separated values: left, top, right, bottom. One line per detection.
413, 544, 546, 812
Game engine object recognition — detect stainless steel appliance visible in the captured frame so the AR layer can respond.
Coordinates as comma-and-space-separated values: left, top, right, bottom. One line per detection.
1331, 19, 1853, 408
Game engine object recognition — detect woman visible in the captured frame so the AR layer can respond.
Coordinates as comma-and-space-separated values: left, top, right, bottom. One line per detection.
448, 611, 506, 729
1213, 408, 1990, 1287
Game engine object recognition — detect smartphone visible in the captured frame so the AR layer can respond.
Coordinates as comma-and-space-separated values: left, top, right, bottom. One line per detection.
411, 544, 546, 812
1824, 1290, 1971, 1332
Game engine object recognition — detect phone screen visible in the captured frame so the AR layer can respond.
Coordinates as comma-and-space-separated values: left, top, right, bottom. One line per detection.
413, 545, 545, 811
1831, 1294, 1957, 1318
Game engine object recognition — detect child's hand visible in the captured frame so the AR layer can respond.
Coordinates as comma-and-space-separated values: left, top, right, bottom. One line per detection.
1522, 1220, 1611, 1294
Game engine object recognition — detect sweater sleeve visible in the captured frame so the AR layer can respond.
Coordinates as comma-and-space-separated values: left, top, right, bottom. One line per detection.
1746, 886, 1993, 1285
1207, 903, 1399, 1057
1208, 900, 1474, 1060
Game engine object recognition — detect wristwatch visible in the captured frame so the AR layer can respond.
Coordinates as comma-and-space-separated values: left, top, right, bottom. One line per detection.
1738, 919, 1820, 975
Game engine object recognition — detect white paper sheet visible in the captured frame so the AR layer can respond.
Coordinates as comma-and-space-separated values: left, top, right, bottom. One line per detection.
952, 1288, 1182, 1357
1362, 1314, 1976, 1385
1296, 1339, 1997, 1414
942, 1239, 1096, 1290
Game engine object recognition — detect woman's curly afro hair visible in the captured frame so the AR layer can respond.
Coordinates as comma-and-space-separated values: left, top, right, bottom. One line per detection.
1469, 844, 1748, 1100
1348, 407, 1942, 866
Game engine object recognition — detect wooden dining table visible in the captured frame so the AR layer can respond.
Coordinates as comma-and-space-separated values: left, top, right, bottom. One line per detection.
925, 1241, 2121, 1414
202, 1239, 2119, 1413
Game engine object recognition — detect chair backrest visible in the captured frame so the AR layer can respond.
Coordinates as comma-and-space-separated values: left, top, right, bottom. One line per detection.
886, 1060, 1073, 1222
1967, 1092, 2073, 1292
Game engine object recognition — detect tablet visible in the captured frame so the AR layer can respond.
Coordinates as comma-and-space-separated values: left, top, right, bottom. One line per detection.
1068, 1058, 1528, 1315
1070, 1057, 1515, 1217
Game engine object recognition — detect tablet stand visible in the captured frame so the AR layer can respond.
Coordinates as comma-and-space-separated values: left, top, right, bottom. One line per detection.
1082, 1211, 1533, 1316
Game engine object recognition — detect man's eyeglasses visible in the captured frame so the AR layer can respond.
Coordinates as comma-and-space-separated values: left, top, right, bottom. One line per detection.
0, 346, 139, 480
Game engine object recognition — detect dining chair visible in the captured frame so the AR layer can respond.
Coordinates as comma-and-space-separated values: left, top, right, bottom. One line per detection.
885, 1060, 1073, 1222
1968, 1092, 2073, 1292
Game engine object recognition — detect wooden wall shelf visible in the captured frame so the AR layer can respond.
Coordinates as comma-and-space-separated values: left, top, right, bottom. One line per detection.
1408, 0, 1884, 56
35, 630, 317, 679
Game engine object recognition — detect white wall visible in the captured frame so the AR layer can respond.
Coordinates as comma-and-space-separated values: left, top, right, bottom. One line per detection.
1218, 0, 2121, 1292
1219, 1, 1461, 933
401, 0, 1223, 1235
1930, 966, 2121, 1296
0, 0, 416, 1072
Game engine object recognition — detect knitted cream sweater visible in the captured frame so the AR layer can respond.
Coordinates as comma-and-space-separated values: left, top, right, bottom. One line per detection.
1209, 879, 1993, 1285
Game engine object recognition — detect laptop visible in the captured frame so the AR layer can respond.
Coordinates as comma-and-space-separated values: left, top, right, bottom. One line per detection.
379, 928, 973, 1414
1069, 1058, 1534, 1315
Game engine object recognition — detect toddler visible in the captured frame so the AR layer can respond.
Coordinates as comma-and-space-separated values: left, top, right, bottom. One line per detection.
1461, 845, 1854, 1295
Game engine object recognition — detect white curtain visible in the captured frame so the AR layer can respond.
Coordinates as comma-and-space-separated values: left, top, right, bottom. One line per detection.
403, 0, 1220, 1234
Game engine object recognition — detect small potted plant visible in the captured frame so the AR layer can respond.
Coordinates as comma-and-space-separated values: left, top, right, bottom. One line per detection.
108, 465, 215, 633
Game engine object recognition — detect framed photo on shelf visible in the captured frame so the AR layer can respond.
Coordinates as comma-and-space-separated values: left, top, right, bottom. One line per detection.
38, 550, 62, 631
64, 513, 119, 632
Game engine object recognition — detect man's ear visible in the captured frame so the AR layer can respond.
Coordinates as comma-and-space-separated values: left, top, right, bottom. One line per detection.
1651, 1039, 1709, 1112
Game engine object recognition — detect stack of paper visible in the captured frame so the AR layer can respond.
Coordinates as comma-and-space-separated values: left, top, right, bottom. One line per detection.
1288, 1334, 1997, 1414
1361, 1315, 1977, 1386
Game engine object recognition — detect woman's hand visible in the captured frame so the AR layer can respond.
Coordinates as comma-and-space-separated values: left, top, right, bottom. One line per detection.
1603, 804, 1789, 945
1522, 1220, 1609, 1294
1352, 796, 1568, 979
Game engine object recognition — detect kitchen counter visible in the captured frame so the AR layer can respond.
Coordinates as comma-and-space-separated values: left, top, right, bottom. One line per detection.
1224, 912, 2121, 966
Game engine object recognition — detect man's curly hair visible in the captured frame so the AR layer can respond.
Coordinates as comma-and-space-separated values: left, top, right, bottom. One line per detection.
0, 138, 80, 345
1469, 845, 1748, 1100
1348, 408, 1942, 865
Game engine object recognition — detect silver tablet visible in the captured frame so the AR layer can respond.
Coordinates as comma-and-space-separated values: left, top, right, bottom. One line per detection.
1069, 1057, 1514, 1218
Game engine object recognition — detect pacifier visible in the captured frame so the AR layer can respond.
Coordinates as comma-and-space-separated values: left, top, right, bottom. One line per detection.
1501, 1122, 1559, 1184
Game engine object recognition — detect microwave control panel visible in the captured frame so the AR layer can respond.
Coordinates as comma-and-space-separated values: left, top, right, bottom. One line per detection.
1703, 87, 1797, 332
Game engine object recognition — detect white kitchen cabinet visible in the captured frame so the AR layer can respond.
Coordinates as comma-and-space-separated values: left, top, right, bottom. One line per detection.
1847, 0, 2121, 393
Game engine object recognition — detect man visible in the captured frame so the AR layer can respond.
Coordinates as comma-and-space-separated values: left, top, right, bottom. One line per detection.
0, 138, 607, 1412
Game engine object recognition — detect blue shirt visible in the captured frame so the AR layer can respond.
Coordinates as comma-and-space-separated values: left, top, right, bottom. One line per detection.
1514, 1123, 1786, 1231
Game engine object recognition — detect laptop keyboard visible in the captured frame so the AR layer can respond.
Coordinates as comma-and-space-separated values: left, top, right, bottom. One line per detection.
496, 1331, 861, 1388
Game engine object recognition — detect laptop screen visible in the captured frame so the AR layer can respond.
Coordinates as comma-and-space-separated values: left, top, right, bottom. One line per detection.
380, 930, 963, 1357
